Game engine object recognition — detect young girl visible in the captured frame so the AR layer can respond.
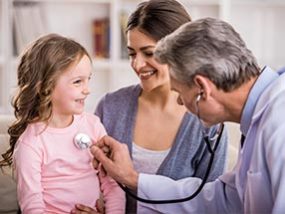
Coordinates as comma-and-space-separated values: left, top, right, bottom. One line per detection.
0, 34, 125, 213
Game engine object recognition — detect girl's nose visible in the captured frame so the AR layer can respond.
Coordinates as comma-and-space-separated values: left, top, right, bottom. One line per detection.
83, 84, 90, 95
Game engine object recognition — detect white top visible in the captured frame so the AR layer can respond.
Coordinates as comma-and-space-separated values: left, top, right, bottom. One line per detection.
132, 142, 170, 174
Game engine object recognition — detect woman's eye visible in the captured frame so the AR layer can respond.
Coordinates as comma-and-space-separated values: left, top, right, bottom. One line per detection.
144, 52, 153, 57
128, 52, 136, 57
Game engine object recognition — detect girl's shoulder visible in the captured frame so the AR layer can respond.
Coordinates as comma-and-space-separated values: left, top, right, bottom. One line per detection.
20, 122, 44, 137
17, 122, 45, 147
76, 112, 101, 125
75, 112, 106, 139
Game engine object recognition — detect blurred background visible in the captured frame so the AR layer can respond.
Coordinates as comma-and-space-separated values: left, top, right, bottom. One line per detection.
1, 1, 284, 212
0, 0, 285, 114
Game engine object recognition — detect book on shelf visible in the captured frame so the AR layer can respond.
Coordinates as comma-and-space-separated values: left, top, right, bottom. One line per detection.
92, 18, 110, 59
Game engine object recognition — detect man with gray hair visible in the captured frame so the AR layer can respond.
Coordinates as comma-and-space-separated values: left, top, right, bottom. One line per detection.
91, 18, 285, 213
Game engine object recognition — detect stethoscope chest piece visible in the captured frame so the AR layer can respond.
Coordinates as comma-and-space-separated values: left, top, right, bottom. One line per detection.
74, 133, 92, 150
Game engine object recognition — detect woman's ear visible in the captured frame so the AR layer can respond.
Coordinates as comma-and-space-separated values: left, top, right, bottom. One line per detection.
193, 75, 212, 99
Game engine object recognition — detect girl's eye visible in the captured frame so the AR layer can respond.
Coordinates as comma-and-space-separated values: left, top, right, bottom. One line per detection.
73, 79, 82, 85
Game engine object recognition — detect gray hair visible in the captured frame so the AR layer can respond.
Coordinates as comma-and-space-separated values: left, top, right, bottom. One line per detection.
154, 17, 260, 92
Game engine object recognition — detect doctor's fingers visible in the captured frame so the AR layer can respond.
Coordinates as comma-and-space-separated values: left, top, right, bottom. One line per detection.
97, 135, 122, 150
91, 146, 117, 173
92, 158, 100, 170
91, 136, 124, 160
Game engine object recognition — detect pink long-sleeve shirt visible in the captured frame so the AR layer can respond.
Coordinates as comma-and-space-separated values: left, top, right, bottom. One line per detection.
14, 112, 125, 214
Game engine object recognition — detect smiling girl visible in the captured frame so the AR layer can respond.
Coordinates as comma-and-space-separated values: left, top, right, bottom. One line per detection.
0, 34, 125, 214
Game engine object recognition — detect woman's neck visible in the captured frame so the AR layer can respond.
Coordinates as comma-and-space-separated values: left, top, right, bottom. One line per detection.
140, 84, 185, 112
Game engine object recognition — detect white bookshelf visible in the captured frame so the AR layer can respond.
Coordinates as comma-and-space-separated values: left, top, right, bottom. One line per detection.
228, 1, 285, 70
0, 0, 285, 114
0, 0, 139, 114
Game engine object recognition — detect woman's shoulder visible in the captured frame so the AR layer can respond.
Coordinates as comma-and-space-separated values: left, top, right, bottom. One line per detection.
96, 84, 141, 111
102, 84, 140, 102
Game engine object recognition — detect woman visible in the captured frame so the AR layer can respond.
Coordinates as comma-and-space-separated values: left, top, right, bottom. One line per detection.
74, 0, 228, 213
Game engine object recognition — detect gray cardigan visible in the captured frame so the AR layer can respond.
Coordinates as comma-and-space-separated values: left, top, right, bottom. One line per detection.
95, 84, 228, 213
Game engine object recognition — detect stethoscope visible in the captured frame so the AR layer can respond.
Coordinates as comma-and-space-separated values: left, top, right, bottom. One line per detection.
73, 93, 224, 204
120, 128, 224, 203
119, 92, 225, 204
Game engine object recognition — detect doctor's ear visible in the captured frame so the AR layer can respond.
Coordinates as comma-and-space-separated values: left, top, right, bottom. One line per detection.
196, 93, 202, 102
193, 75, 211, 99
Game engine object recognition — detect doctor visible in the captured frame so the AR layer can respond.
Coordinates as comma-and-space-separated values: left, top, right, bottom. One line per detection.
91, 18, 285, 213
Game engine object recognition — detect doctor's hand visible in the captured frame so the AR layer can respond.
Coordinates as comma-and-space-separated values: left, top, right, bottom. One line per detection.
90, 135, 138, 190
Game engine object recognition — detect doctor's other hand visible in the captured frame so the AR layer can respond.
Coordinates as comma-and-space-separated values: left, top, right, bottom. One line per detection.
90, 135, 138, 190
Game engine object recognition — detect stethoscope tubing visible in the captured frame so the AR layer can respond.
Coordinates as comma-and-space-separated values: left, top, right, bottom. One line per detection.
118, 123, 224, 204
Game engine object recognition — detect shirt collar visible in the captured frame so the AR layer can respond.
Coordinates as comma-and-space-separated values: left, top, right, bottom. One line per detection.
240, 66, 279, 136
